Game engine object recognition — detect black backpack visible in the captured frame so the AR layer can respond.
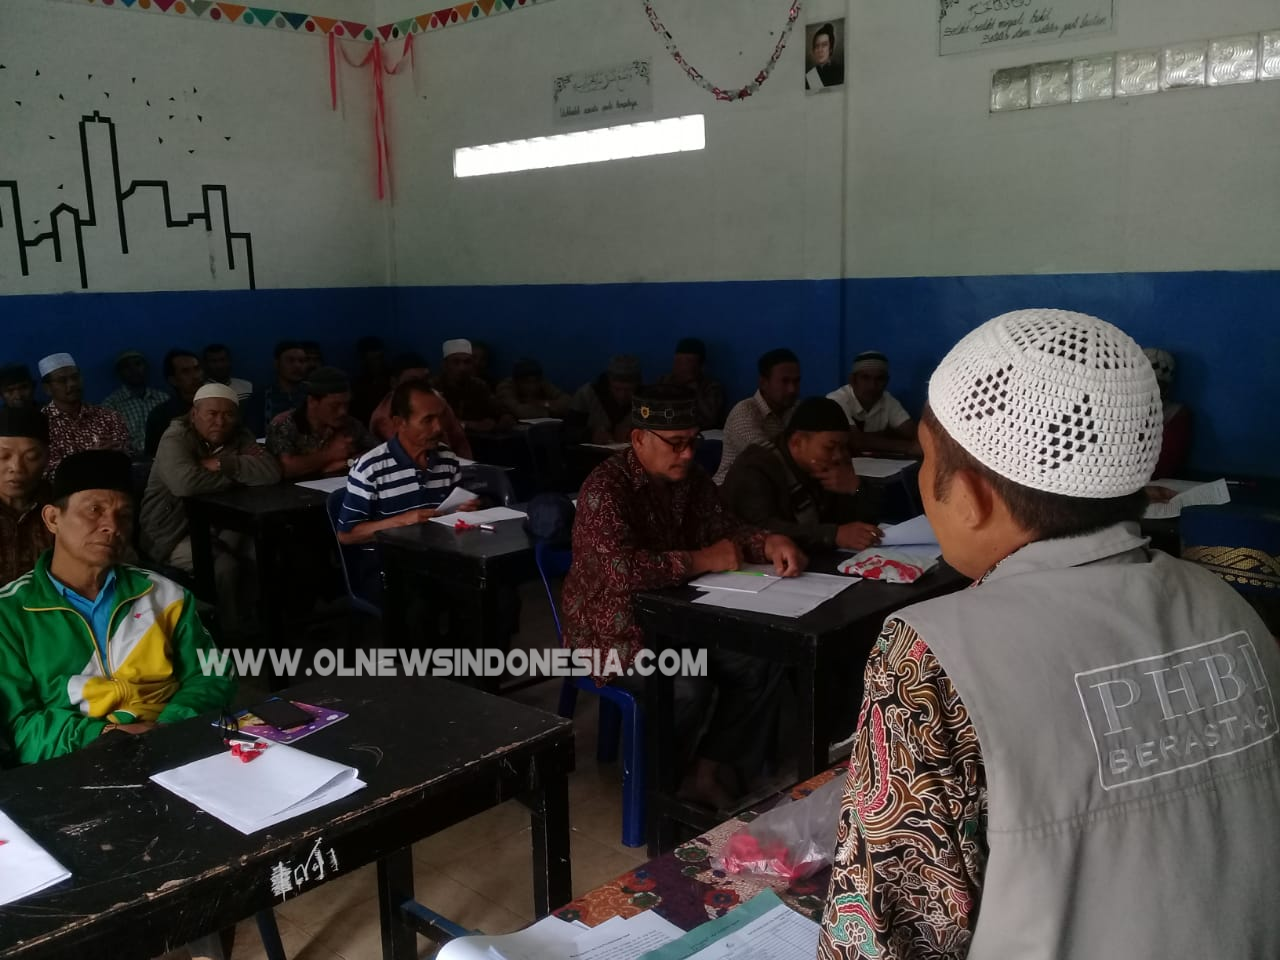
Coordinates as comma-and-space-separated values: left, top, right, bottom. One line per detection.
523, 492, 576, 546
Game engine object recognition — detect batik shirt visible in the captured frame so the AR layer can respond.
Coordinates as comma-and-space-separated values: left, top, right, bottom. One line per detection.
561, 447, 768, 682
266, 406, 377, 459
41, 403, 133, 476
818, 617, 988, 960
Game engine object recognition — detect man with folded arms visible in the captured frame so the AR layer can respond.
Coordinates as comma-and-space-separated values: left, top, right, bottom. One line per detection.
562, 385, 806, 809
818, 309, 1280, 959
0, 450, 234, 765
141, 383, 280, 637
266, 366, 377, 479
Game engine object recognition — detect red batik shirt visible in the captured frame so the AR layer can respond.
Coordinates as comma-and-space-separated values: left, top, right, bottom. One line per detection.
561, 447, 768, 682
41, 402, 133, 476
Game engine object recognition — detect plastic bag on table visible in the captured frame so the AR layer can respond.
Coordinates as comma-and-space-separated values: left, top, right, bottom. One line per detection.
713, 775, 845, 881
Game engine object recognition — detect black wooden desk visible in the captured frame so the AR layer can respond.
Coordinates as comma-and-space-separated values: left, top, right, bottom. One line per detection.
183, 484, 330, 652
0, 676, 573, 960
376, 518, 537, 686
638, 556, 966, 854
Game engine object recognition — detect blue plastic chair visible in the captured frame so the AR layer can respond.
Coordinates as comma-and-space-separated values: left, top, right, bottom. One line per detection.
535, 542, 646, 848
325, 488, 382, 618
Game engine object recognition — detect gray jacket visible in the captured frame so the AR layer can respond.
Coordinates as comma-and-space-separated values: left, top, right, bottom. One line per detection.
899, 523, 1280, 959
140, 418, 282, 562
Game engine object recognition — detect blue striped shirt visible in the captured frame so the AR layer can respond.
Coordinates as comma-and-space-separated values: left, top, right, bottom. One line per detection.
337, 435, 460, 535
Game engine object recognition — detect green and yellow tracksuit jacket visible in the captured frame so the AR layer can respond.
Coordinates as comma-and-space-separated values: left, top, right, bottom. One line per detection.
0, 551, 235, 765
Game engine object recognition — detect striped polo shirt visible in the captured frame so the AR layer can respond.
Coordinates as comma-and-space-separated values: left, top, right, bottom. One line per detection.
337, 436, 460, 540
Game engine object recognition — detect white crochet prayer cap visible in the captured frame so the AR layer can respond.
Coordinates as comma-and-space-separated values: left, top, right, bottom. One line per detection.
927, 309, 1163, 498
37, 353, 76, 378
442, 339, 472, 359
193, 383, 240, 405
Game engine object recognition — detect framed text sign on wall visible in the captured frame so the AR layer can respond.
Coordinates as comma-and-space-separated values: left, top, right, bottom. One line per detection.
553, 60, 653, 127
939, 0, 1115, 55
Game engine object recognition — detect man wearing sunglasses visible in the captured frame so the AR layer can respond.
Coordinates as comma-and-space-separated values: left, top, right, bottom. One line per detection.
563, 384, 806, 809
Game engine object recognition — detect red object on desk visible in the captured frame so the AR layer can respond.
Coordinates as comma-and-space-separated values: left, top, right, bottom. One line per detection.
230, 741, 267, 763
454, 519, 478, 532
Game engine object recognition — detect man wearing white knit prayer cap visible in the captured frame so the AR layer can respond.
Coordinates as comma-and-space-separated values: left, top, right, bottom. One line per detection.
819, 309, 1280, 960
435, 338, 513, 433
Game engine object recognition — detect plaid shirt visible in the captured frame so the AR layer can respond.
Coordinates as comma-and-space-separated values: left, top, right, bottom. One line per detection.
41, 402, 133, 476
0, 488, 53, 587
101, 385, 168, 452
713, 390, 794, 484
561, 447, 767, 681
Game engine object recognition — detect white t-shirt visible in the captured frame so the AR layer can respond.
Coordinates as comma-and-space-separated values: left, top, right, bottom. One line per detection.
826, 384, 911, 433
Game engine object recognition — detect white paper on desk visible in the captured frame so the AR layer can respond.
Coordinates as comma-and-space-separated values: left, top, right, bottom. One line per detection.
1144, 478, 1230, 519
456, 457, 477, 467
151, 742, 365, 834
693, 585, 824, 619
878, 514, 939, 547
666, 898, 819, 959
582, 442, 630, 452
428, 505, 527, 527
434, 486, 481, 515
690, 565, 780, 593
437, 913, 584, 960
0, 808, 71, 906
569, 910, 683, 959
295, 475, 348, 494
852, 457, 916, 479
519, 418, 563, 425
764, 572, 854, 600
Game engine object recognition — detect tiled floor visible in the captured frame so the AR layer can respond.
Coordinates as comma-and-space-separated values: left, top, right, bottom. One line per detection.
228, 585, 648, 960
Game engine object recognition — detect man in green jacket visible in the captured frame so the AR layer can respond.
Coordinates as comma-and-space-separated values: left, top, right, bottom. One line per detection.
0, 450, 234, 766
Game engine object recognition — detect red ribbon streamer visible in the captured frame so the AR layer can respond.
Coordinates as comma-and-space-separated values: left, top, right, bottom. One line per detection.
328, 34, 414, 200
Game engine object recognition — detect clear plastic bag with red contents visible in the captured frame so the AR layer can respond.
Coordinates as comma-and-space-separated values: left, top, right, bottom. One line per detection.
713, 775, 845, 882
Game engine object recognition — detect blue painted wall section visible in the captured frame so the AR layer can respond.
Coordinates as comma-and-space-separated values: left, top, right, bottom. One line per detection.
2, 270, 1276, 476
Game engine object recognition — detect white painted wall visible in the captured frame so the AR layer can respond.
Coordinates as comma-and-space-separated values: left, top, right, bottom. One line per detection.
0, 0, 385, 295
386, 0, 851, 285
850, 0, 1280, 277
386, 0, 1280, 284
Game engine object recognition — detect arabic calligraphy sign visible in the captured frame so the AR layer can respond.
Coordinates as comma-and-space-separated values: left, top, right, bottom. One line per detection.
553, 59, 653, 126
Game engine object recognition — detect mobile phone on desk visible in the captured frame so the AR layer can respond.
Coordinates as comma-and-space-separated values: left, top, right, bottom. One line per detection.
249, 699, 315, 731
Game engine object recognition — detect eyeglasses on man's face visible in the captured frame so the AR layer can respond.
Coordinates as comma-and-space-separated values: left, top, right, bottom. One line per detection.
647, 430, 703, 454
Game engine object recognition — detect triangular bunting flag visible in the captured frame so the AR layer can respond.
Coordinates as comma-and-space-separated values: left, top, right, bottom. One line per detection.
377, 23, 395, 40
310, 16, 339, 33
153, 0, 178, 11
280, 10, 308, 28
416, 13, 432, 30
119, 0, 138, 8
395, 18, 414, 35
477, 0, 496, 13
249, 8, 278, 26
216, 3, 248, 21
188, 0, 214, 14
341, 20, 367, 37
434, 6, 455, 24
454, 4, 472, 21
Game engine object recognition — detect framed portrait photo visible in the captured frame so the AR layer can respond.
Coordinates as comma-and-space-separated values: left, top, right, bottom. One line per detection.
804, 18, 846, 93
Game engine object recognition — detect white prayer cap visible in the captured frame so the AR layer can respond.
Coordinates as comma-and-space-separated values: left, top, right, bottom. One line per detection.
193, 382, 240, 405
442, 339, 472, 359
37, 353, 77, 379
927, 308, 1163, 498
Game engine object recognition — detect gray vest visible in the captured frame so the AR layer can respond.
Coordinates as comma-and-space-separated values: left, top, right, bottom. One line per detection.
898, 523, 1280, 959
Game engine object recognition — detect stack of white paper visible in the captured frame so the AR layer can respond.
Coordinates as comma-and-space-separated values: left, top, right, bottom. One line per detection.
692, 572, 854, 618
150, 743, 365, 834
0, 808, 71, 906
427, 505, 527, 527
296, 476, 348, 494
1144, 478, 1231, 519
690, 566, 780, 593
877, 514, 938, 547
438, 909, 682, 960
840, 514, 942, 578
852, 457, 917, 479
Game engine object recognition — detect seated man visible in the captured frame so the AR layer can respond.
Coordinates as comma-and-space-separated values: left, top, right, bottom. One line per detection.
658, 337, 726, 429
37, 352, 132, 475
266, 367, 376, 479
571, 355, 642, 444
369, 353, 472, 457
722, 396, 882, 552
817, 309, 1280, 959
436, 339, 513, 433
714, 348, 802, 483
300, 341, 324, 378
140, 384, 281, 636
259, 340, 309, 430
0, 364, 36, 409
0, 408, 53, 586
0, 450, 234, 766
562, 385, 805, 808
1144, 346, 1192, 480
202, 342, 254, 404
496, 359, 572, 420
827, 350, 921, 457
101, 349, 168, 453
337, 378, 477, 601
143, 348, 206, 458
